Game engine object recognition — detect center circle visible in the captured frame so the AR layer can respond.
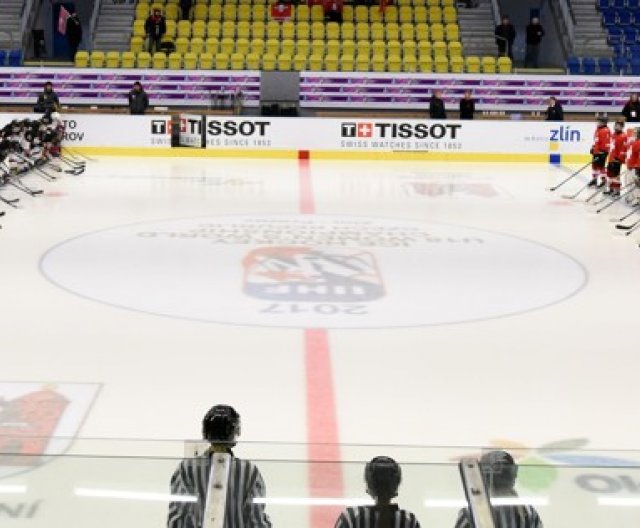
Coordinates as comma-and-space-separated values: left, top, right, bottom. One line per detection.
40, 215, 586, 329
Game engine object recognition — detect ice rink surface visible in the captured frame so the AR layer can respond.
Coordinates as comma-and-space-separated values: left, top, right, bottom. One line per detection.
2, 156, 640, 453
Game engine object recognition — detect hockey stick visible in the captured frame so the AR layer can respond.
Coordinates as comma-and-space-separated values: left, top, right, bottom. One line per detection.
66, 148, 97, 162
8, 178, 43, 196
625, 220, 640, 236
0, 194, 20, 207
612, 205, 640, 224
14, 153, 57, 181
596, 187, 635, 213
561, 181, 592, 200
59, 154, 85, 169
584, 187, 604, 203
548, 161, 592, 191
617, 216, 640, 231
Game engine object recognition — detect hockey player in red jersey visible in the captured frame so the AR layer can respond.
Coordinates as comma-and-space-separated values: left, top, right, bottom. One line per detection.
589, 116, 611, 187
626, 127, 640, 206
604, 119, 628, 197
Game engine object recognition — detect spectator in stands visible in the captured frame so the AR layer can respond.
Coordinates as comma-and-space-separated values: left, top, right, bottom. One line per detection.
622, 93, 640, 123
324, 0, 344, 23
429, 90, 447, 120
524, 17, 544, 68
180, 0, 192, 20
545, 96, 564, 122
128, 82, 149, 115
459, 90, 476, 120
66, 11, 83, 61
34, 82, 60, 114
145, 8, 167, 54
495, 15, 516, 60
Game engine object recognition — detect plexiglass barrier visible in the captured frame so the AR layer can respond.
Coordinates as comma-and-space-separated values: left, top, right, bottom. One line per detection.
1, 437, 640, 527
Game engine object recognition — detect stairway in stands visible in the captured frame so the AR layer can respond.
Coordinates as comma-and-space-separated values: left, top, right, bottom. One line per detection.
0, 0, 23, 50
458, 0, 497, 58
93, 1, 135, 52
570, 0, 612, 57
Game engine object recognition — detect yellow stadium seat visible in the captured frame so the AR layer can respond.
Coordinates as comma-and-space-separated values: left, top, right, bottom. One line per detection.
282, 21, 295, 39
192, 20, 206, 38
137, 51, 151, 68
105, 51, 120, 68
403, 40, 416, 57
403, 54, 417, 72
431, 23, 444, 41
165, 19, 177, 38
327, 22, 340, 40
130, 36, 144, 53
433, 40, 447, 57
225, 0, 238, 5
168, 51, 182, 69
206, 20, 220, 37
311, 21, 324, 40
311, 39, 325, 56
356, 23, 369, 41
355, 6, 368, 22
297, 21, 310, 39
223, 5, 237, 20
418, 55, 432, 72
267, 21, 280, 39
372, 39, 385, 56
175, 37, 189, 53
230, 52, 245, 69
384, 6, 398, 22
297, 39, 310, 56
293, 53, 307, 70
357, 40, 371, 57
388, 40, 401, 57
498, 56, 512, 73
414, 6, 427, 23
418, 40, 432, 57
208, 4, 222, 20
465, 55, 480, 73
90, 51, 105, 68
429, 6, 442, 23
385, 22, 399, 40
253, 5, 266, 21
310, 5, 324, 21
448, 40, 462, 57
190, 37, 205, 53
238, 5, 251, 21
414, 0, 427, 5
266, 38, 280, 54
74, 51, 89, 67
342, 5, 354, 21
152, 51, 167, 68
133, 20, 146, 37
277, 53, 292, 70
135, 3, 150, 19
326, 39, 340, 55
415, 23, 429, 40
325, 53, 339, 71
220, 37, 235, 54
372, 54, 386, 72
371, 22, 384, 41
252, 21, 265, 39
250, 38, 265, 54
120, 51, 135, 68
426, 0, 439, 6
369, 5, 382, 22
185, 51, 198, 68
206, 37, 219, 53
443, 6, 457, 23
397, 0, 411, 5
442, 0, 455, 5
450, 55, 464, 73
295, 4, 310, 21
341, 22, 355, 40
400, 23, 414, 41
215, 52, 230, 69
356, 53, 369, 71
262, 52, 276, 70
245, 52, 260, 69
280, 38, 294, 55
237, 21, 251, 39
388, 54, 401, 72
342, 39, 355, 56
445, 23, 459, 41
236, 38, 250, 54
398, 6, 412, 23
165, 3, 179, 20
222, 21, 235, 38
193, 4, 208, 20
482, 56, 496, 73
309, 53, 323, 71
177, 20, 191, 38
341, 54, 354, 71
199, 52, 213, 69
434, 54, 448, 72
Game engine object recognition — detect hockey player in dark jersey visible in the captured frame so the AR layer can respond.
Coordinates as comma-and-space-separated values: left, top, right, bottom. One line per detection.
454, 451, 543, 528
335, 456, 421, 528
605, 119, 628, 197
167, 405, 271, 528
589, 116, 612, 188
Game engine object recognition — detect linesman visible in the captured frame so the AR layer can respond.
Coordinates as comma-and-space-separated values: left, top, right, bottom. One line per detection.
167, 405, 272, 528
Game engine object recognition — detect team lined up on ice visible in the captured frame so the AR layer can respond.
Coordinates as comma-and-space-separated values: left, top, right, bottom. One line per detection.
167, 405, 542, 528
590, 116, 640, 205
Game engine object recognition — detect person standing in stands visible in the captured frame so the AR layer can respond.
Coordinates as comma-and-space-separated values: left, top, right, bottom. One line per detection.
622, 93, 640, 123
335, 456, 421, 528
128, 82, 149, 115
145, 8, 166, 54
545, 96, 564, 121
429, 90, 447, 119
35, 82, 60, 114
459, 90, 475, 120
454, 451, 544, 528
495, 15, 516, 60
524, 17, 544, 68
66, 11, 83, 61
180, 0, 192, 20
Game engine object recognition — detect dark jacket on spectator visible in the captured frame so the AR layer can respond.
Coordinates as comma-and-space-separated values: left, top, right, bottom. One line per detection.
145, 14, 166, 38
35, 89, 59, 113
622, 100, 640, 122
128, 88, 149, 115
459, 97, 475, 119
495, 23, 516, 51
429, 95, 447, 119
545, 101, 564, 121
526, 22, 544, 45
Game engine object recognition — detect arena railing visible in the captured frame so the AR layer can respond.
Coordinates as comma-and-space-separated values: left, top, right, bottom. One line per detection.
0, 436, 639, 527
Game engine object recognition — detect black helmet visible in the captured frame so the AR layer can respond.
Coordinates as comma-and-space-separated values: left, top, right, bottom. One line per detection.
365, 456, 402, 500
202, 405, 241, 445
480, 450, 518, 491
597, 115, 608, 125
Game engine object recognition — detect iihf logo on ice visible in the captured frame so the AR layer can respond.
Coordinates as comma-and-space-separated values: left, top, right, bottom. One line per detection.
242, 247, 385, 303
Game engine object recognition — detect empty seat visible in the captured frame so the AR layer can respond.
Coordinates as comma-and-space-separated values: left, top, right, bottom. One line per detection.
481, 56, 496, 73
105, 51, 120, 68
74, 51, 89, 67
121, 51, 136, 68
137, 51, 152, 68
277, 53, 292, 70
215, 52, 230, 69
497, 56, 512, 73
90, 51, 105, 68
466, 55, 480, 73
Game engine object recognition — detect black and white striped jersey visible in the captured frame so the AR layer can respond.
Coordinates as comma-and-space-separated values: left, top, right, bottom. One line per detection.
454, 504, 543, 528
167, 453, 271, 528
335, 505, 421, 528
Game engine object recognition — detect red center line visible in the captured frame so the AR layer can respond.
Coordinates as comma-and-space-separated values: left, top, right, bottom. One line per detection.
298, 150, 344, 527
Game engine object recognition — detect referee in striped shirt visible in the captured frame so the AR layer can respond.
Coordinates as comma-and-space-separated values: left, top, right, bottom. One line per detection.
335, 456, 421, 528
454, 450, 543, 528
167, 405, 271, 528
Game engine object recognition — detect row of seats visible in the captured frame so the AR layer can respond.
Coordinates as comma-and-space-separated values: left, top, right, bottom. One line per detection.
601, 7, 640, 26
137, 4, 457, 23
133, 21, 459, 41
136, 37, 463, 57
566, 55, 640, 75
76, 49, 512, 73
598, 0, 640, 8
0, 50, 22, 66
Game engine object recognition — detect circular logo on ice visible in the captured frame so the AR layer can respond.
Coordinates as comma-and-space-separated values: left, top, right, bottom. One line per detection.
40, 215, 586, 329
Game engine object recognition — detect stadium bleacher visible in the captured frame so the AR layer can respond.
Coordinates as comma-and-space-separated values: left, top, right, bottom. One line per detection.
78, 0, 512, 74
